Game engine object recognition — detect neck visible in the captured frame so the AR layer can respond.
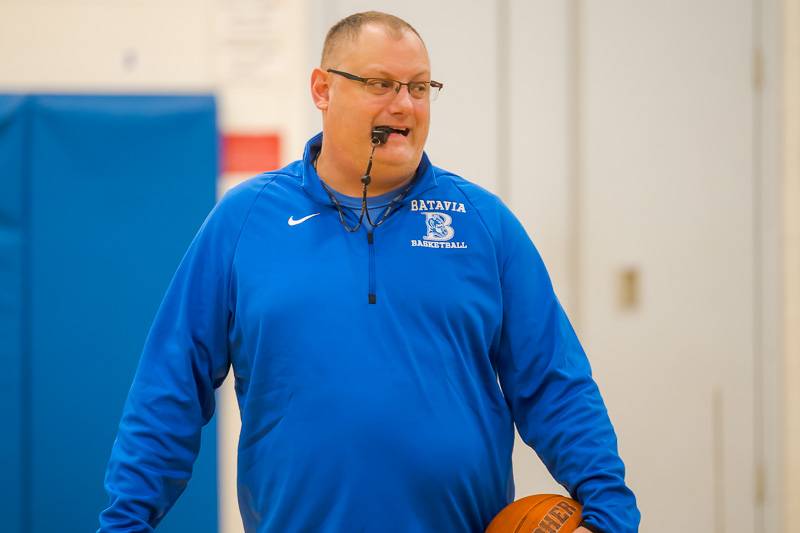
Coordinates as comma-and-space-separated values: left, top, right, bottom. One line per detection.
315, 147, 416, 197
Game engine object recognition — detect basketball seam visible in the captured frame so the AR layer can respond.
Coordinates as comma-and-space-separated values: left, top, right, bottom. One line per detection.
513, 495, 562, 533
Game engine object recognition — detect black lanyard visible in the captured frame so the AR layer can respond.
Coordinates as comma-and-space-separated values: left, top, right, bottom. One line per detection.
314, 150, 416, 232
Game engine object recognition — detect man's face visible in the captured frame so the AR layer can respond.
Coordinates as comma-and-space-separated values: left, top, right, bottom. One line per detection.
318, 24, 432, 177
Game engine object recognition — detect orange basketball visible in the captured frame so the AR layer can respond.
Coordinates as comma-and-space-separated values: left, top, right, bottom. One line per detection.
485, 494, 583, 532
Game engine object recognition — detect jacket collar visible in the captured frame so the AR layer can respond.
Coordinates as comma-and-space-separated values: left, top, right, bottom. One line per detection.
301, 132, 439, 206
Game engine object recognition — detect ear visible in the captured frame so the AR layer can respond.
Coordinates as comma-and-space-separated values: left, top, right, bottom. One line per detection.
310, 68, 330, 111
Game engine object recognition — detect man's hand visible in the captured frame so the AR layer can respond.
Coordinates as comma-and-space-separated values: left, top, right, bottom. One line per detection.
574, 528, 591, 533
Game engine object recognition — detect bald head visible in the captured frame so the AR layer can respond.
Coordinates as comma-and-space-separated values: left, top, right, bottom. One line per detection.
321, 11, 426, 68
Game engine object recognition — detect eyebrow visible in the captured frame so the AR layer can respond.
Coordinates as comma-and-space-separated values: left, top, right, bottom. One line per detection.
368, 68, 431, 79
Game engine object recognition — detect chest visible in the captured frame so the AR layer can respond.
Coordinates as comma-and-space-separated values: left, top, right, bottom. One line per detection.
236, 201, 499, 312
228, 197, 505, 403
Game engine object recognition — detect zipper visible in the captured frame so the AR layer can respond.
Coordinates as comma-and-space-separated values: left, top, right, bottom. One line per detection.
367, 230, 376, 304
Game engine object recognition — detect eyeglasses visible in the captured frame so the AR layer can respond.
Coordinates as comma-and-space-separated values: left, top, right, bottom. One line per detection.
327, 68, 443, 101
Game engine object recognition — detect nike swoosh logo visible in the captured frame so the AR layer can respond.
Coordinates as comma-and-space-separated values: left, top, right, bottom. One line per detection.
288, 213, 320, 226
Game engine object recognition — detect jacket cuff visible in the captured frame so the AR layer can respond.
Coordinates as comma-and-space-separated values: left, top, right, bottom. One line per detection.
579, 521, 605, 533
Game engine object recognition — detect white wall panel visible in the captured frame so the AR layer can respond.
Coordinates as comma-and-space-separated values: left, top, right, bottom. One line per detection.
580, 1, 756, 530
213, 0, 311, 168
508, 0, 573, 308
507, 0, 576, 498
756, 1, 783, 531
783, 1, 800, 531
0, 0, 214, 90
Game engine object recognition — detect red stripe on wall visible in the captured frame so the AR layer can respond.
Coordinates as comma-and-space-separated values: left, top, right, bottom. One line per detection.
222, 133, 281, 173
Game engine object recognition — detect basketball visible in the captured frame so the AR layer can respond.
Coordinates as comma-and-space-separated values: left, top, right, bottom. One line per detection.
485, 494, 583, 532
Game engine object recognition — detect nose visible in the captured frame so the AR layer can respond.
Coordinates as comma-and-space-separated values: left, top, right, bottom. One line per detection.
387, 85, 414, 115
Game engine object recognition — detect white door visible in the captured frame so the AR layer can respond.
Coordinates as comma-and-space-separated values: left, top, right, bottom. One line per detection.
511, 1, 758, 531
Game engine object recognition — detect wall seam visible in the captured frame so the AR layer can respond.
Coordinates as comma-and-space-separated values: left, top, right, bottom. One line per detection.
20, 95, 32, 533
567, 0, 583, 329
496, 0, 510, 201
783, 0, 800, 530
753, 0, 765, 531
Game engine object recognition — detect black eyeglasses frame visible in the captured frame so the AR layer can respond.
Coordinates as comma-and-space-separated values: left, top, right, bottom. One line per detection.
326, 68, 443, 99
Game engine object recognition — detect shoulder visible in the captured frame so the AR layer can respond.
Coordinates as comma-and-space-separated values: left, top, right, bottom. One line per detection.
430, 166, 543, 278
196, 160, 303, 249
213, 160, 303, 219
431, 166, 521, 243
219, 161, 302, 208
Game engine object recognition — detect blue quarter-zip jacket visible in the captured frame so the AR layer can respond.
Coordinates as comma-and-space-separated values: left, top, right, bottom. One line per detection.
99, 133, 639, 532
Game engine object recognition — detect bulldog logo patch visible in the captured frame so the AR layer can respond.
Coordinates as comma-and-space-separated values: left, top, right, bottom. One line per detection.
423, 212, 455, 242
409, 207, 469, 249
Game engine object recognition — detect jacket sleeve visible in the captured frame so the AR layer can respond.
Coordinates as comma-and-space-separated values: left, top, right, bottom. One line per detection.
97, 185, 251, 532
493, 204, 640, 533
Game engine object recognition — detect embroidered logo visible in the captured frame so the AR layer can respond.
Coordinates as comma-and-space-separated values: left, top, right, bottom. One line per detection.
423, 212, 455, 241
288, 213, 320, 226
409, 201, 469, 249
410, 199, 466, 213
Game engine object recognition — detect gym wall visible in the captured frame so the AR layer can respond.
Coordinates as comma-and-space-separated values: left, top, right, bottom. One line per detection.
0, 1, 792, 533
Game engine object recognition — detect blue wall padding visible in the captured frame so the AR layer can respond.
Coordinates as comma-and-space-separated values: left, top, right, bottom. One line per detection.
3, 94, 220, 533
0, 95, 27, 533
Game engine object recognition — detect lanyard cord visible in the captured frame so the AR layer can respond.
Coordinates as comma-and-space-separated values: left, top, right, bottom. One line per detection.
314, 148, 416, 232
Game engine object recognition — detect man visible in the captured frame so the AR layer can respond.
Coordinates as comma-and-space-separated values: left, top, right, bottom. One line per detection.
98, 11, 639, 533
